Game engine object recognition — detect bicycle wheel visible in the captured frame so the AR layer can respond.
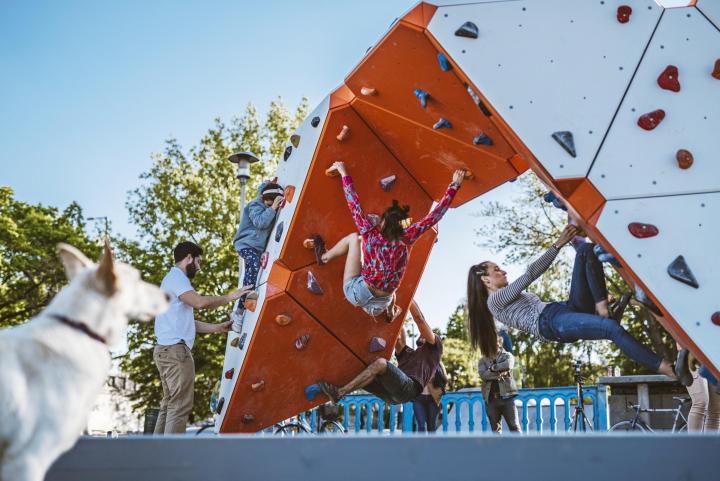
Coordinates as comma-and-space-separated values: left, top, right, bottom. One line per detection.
319, 420, 346, 434
274, 422, 311, 436
609, 420, 646, 432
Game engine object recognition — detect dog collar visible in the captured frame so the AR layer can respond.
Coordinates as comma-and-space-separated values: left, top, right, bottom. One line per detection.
50, 314, 108, 345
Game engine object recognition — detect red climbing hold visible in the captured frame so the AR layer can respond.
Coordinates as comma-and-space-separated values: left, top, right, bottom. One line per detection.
380, 175, 396, 192
712, 59, 720, 80
617, 5, 632, 24
295, 334, 310, 351
225, 368, 235, 380
628, 222, 659, 239
637, 110, 665, 131
657, 65, 680, 92
676, 149, 694, 170
712, 312, 720, 326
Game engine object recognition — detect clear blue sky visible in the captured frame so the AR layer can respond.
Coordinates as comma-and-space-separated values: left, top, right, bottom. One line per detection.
0, 0, 523, 330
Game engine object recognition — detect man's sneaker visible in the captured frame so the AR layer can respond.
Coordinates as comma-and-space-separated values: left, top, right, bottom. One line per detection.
317, 381, 340, 404
609, 292, 631, 322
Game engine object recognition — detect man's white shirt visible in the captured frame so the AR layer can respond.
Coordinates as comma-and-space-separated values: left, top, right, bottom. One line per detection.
155, 267, 196, 348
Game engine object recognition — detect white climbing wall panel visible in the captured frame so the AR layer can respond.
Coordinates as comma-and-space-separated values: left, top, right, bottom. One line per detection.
216, 96, 330, 423
697, 0, 720, 30
596, 193, 720, 366
428, 0, 661, 180
589, 9, 720, 200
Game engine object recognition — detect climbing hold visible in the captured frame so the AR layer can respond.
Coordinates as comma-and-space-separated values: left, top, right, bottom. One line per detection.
275, 221, 284, 242
225, 368, 235, 380
290, 134, 301, 148
311, 116, 320, 127
463, 170, 474, 180
242, 414, 255, 424
367, 213, 381, 226
473, 133, 493, 146
275, 314, 292, 326
230, 336, 240, 348
433, 118, 452, 130
336, 125, 350, 142
628, 222, 659, 239
414, 89, 429, 108
360, 87, 377, 96
283, 146, 292, 161
637, 110, 665, 131
466, 85, 492, 116
712, 312, 720, 326
304, 383, 322, 401
295, 334, 310, 350
455, 21, 479, 39
260, 252, 269, 269
667, 255, 699, 289
251, 380, 265, 392
215, 397, 225, 414
303, 235, 326, 265
284, 185, 295, 203
712, 59, 720, 80
325, 166, 340, 177
551, 131, 577, 158
380, 175, 397, 192
634, 284, 661, 316
676, 149, 694, 170
593, 245, 621, 267
542, 191, 567, 211
617, 5, 632, 23
245, 292, 258, 312
307, 271, 323, 295
437, 52, 451, 72
657, 65, 680, 92
238, 332, 247, 349
369, 336, 387, 353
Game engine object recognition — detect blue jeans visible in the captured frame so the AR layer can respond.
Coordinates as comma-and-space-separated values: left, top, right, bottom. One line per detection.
538, 244, 662, 371
412, 394, 439, 432
499, 329, 513, 353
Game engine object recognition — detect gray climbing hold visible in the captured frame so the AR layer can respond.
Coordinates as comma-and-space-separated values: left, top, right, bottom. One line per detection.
414, 89, 429, 108
295, 333, 311, 350
473, 133, 493, 146
369, 336, 387, 353
311, 116, 320, 128
455, 21, 479, 39
283, 146, 292, 161
438, 52, 451, 72
275, 221, 284, 242
242, 414, 255, 424
466, 85, 492, 116
552, 131, 576, 158
433, 118, 452, 130
307, 271, 323, 295
667, 255, 699, 289
290, 134, 300, 148
380, 175, 396, 191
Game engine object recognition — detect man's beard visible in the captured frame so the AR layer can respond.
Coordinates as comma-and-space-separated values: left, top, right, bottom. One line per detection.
186, 262, 199, 279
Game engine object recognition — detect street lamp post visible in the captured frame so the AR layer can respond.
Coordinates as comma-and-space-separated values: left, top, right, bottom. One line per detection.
228, 151, 261, 219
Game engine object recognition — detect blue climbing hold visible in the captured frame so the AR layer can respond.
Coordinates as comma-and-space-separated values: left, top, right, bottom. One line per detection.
438, 52, 451, 72
304, 383, 322, 401
473, 133, 493, 146
542, 191, 567, 211
667, 255, 699, 289
414, 89, 429, 108
593, 244, 621, 268
433, 118, 452, 130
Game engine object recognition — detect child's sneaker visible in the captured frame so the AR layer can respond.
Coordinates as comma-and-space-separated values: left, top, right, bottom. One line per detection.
303, 235, 327, 265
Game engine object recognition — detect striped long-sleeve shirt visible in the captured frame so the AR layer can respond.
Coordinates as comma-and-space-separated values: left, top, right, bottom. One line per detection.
342, 175, 458, 293
487, 246, 560, 338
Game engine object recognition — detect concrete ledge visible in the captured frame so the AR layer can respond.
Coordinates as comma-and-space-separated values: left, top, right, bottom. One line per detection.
599, 375, 678, 385
48, 434, 719, 481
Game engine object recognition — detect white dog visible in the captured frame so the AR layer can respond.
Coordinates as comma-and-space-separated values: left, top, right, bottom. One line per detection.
0, 241, 169, 481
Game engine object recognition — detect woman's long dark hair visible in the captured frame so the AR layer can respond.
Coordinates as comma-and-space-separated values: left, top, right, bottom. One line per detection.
467, 262, 498, 358
381, 200, 410, 241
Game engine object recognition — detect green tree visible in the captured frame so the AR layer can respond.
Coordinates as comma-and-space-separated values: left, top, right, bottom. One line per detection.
445, 304, 467, 341
119, 98, 309, 421
0, 187, 100, 328
442, 337, 480, 391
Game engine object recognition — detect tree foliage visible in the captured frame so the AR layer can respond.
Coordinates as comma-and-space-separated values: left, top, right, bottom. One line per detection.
0, 187, 100, 328
118, 98, 308, 421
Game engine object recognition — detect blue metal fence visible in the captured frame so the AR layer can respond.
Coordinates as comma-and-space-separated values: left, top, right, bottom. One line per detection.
298, 385, 608, 434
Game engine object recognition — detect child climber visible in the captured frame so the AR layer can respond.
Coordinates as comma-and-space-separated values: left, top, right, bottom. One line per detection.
313, 161, 464, 321
231, 179, 284, 330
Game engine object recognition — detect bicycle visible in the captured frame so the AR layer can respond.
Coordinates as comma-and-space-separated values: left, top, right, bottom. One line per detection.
571, 359, 592, 432
273, 403, 347, 435
609, 396, 689, 432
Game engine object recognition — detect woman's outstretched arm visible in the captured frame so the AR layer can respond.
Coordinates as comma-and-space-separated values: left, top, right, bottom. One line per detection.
328, 161, 374, 235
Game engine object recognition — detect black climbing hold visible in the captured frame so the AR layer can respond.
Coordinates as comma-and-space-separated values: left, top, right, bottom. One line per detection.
275, 221, 284, 242
667, 255, 699, 289
290, 134, 300, 148
455, 21, 479, 39
634, 284, 661, 316
473, 133, 493, 146
215, 397, 225, 414
283, 146, 292, 161
414, 89, 429, 108
552, 131, 577, 158
433, 118, 452, 130
542, 191, 567, 211
438, 52, 451, 72
311, 116, 320, 128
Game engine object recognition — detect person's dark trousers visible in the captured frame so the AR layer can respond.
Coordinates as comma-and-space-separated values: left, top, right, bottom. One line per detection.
486, 396, 520, 433
237, 248, 261, 305
568, 243, 608, 314
412, 394, 440, 432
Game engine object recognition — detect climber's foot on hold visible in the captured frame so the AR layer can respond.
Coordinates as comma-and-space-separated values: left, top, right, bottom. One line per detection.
304, 235, 327, 265
318, 381, 340, 404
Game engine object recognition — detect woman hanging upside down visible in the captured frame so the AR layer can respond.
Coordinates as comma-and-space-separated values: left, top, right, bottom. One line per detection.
312, 161, 464, 321
466, 225, 675, 376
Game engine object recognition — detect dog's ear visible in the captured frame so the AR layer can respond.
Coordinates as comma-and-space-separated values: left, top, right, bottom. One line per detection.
94, 239, 118, 296
57, 243, 93, 280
